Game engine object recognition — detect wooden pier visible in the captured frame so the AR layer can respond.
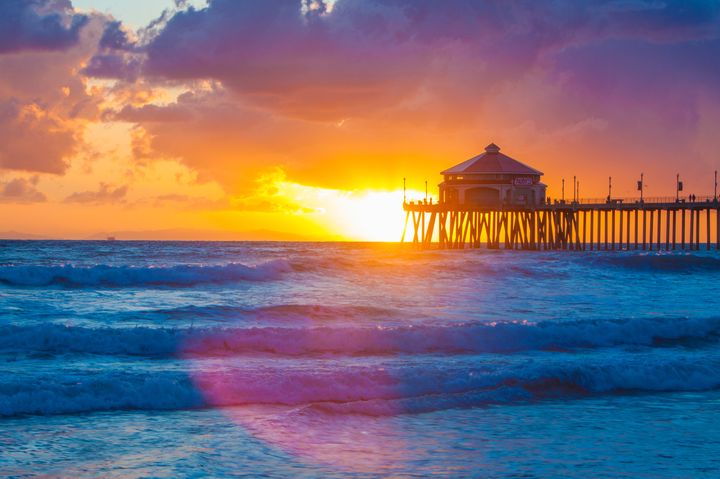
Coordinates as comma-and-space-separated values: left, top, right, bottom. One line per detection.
402, 198, 720, 251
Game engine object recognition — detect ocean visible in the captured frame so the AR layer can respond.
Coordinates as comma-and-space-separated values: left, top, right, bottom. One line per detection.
2, 240, 720, 478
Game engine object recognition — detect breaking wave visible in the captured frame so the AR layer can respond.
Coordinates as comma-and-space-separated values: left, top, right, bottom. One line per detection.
2, 316, 719, 357
3, 354, 720, 417
0, 260, 292, 287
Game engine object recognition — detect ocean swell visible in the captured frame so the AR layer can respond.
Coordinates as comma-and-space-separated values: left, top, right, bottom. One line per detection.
590, 253, 720, 273
0, 259, 292, 287
2, 316, 719, 357
2, 355, 720, 417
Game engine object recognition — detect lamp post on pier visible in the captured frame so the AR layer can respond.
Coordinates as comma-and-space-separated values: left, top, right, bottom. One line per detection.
573, 176, 577, 202
562, 178, 565, 203
608, 176, 612, 202
638, 173, 644, 203
676, 174, 683, 202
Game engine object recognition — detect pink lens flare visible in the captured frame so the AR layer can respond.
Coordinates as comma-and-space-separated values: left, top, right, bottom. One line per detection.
182, 330, 413, 473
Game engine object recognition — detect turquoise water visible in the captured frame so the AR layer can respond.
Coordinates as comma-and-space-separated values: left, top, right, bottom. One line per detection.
1, 241, 720, 478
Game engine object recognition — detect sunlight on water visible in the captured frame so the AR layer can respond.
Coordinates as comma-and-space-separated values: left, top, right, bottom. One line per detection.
2, 241, 720, 477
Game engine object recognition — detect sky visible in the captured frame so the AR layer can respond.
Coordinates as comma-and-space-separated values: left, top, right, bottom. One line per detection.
1, 0, 719, 240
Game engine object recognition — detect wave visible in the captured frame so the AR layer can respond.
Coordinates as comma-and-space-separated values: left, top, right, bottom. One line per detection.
591, 253, 720, 273
2, 316, 719, 357
0, 259, 292, 287
154, 303, 399, 323
3, 354, 720, 417
308, 357, 720, 416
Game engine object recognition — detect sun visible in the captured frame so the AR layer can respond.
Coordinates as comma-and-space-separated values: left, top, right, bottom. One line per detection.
273, 179, 428, 241
332, 191, 405, 242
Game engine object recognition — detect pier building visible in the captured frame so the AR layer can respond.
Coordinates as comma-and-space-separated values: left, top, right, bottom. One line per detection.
402, 144, 720, 251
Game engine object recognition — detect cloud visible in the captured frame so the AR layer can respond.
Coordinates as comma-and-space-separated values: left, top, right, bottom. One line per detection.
82, 52, 143, 80
0, 176, 46, 203
137, 0, 720, 119
144, 193, 228, 210
89, 0, 720, 197
64, 183, 128, 204
0, 8, 106, 174
98, 20, 133, 50
81, 19, 143, 80
116, 102, 195, 123
0, 0, 88, 54
0, 100, 78, 173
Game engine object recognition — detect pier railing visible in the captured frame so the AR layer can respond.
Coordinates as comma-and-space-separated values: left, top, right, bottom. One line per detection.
402, 200, 720, 251
572, 195, 717, 205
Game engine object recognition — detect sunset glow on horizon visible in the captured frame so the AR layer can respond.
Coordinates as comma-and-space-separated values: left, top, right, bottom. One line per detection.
2, 0, 719, 240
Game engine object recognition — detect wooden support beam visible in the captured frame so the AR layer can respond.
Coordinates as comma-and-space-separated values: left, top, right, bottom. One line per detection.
492, 211, 499, 249
717, 207, 720, 251
504, 212, 510, 249
681, 209, 686, 250
707, 208, 711, 251
401, 210, 410, 243
634, 209, 639, 250
462, 211, 471, 247
412, 211, 420, 245
626, 210, 631, 249
424, 212, 436, 246
648, 209, 654, 251
642, 209, 647, 250
574, 212, 581, 250
604, 210, 609, 250
690, 207, 695, 250
530, 211, 537, 250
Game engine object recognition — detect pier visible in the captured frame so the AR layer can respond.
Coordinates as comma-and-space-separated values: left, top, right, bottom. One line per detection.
402, 198, 720, 251
402, 144, 720, 250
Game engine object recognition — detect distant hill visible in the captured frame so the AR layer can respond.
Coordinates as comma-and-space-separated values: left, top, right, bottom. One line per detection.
0, 231, 50, 240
